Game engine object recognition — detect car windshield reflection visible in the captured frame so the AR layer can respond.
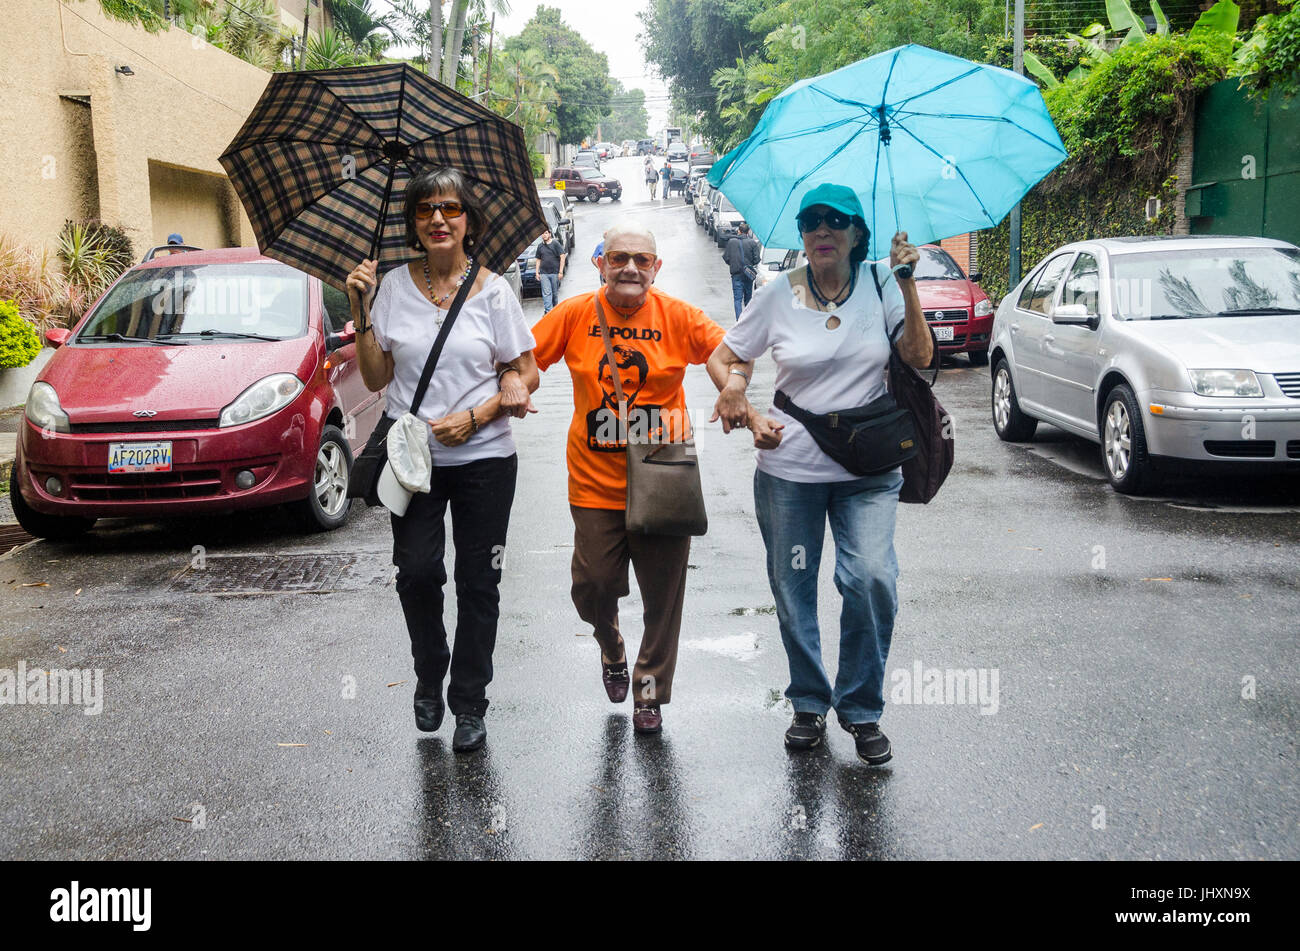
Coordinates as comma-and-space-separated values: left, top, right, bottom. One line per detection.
1112, 246, 1300, 320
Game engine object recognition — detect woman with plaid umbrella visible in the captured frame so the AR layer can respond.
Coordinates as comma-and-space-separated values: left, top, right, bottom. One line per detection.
346, 167, 539, 754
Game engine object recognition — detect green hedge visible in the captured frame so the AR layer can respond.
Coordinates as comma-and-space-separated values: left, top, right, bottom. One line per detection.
0, 299, 41, 370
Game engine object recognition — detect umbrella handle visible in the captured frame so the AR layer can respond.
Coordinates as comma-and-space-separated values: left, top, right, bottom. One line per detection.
891, 263, 914, 280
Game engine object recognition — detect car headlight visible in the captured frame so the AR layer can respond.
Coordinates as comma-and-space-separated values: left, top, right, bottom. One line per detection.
1188, 369, 1263, 398
974, 299, 993, 317
25, 381, 70, 433
219, 373, 304, 427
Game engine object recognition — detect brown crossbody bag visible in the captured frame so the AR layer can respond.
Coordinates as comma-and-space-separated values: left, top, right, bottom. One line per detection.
594, 294, 708, 536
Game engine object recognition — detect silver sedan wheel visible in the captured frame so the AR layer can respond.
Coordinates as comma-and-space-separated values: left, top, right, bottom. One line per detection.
993, 368, 1013, 431
1104, 400, 1131, 480
314, 441, 349, 517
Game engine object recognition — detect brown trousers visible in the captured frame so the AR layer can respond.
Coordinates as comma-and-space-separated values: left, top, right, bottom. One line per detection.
570, 505, 692, 705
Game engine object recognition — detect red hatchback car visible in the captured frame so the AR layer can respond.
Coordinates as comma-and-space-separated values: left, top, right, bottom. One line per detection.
10, 248, 385, 539
911, 244, 994, 364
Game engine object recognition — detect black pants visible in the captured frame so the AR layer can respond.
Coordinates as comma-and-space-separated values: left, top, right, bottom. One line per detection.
390, 453, 518, 717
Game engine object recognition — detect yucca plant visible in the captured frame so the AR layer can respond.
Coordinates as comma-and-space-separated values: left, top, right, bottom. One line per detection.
58, 220, 134, 322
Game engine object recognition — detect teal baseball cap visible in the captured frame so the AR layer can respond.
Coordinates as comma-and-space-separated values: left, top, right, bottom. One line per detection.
797, 183, 865, 221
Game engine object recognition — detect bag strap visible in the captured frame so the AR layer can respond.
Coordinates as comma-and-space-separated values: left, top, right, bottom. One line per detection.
408, 259, 481, 414
871, 259, 940, 384
593, 292, 628, 435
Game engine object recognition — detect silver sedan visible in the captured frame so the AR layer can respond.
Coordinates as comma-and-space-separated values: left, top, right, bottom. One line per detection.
989, 235, 1300, 493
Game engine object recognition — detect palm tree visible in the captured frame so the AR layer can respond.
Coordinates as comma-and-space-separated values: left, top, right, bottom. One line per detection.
490, 46, 559, 142
324, 0, 397, 62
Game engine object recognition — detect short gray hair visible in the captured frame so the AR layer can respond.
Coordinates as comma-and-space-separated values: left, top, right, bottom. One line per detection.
602, 223, 657, 253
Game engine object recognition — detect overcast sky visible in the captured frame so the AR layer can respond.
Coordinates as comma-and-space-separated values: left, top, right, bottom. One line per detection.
368, 1, 673, 134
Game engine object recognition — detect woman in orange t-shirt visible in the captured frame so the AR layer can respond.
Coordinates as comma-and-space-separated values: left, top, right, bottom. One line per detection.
531, 225, 725, 734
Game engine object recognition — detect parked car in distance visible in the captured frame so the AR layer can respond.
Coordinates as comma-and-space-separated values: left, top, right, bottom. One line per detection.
754, 246, 805, 289
688, 148, 716, 167
666, 141, 688, 163
636, 138, 655, 155
907, 244, 994, 364
711, 194, 744, 245
989, 235, 1300, 493
12, 248, 384, 539
550, 166, 622, 203
667, 165, 689, 197
686, 165, 711, 202
573, 150, 600, 170
537, 189, 576, 253
696, 184, 719, 227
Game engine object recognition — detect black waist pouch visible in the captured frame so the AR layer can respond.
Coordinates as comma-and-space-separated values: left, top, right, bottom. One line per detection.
774, 389, 918, 476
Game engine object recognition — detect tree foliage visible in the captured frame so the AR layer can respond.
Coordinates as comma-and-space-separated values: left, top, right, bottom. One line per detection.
1237, 0, 1300, 99
604, 81, 650, 141
504, 6, 612, 146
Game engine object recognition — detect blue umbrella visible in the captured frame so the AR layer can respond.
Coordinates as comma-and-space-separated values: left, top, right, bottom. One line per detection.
707, 44, 1067, 262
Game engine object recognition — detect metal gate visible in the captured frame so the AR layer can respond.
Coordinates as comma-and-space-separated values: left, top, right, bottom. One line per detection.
1186, 78, 1300, 245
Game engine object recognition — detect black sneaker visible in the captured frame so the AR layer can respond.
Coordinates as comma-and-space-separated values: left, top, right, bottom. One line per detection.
785, 712, 826, 750
452, 714, 487, 753
840, 720, 892, 765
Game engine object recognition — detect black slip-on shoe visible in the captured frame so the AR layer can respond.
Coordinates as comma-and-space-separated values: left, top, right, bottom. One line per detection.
840, 720, 892, 765
413, 680, 445, 733
784, 712, 827, 750
452, 714, 487, 752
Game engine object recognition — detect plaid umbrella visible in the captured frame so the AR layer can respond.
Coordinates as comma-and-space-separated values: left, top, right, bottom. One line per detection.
219, 63, 546, 289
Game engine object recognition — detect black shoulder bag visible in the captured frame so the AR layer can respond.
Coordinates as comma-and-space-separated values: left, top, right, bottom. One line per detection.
347, 260, 482, 506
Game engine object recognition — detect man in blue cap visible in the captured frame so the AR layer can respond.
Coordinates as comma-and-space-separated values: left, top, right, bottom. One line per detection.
166, 233, 184, 246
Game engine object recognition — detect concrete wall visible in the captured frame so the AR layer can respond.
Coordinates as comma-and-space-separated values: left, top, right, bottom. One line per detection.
0, 0, 273, 259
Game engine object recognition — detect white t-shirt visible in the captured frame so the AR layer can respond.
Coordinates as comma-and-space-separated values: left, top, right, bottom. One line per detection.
723, 260, 906, 483
370, 263, 535, 466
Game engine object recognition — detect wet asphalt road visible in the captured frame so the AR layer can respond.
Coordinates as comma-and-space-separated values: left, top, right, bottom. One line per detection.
2, 157, 1298, 860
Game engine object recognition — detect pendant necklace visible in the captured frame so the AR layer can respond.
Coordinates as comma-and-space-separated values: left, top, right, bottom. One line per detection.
424, 256, 474, 323
806, 267, 855, 325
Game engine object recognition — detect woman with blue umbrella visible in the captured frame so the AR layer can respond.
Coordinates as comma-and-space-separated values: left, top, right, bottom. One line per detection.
707, 185, 931, 764
704, 45, 1065, 762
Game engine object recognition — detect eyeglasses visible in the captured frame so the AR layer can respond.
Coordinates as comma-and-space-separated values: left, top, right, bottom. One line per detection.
413, 200, 465, 220
604, 250, 658, 269
796, 208, 853, 233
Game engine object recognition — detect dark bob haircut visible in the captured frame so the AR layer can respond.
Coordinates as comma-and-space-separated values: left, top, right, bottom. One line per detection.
404, 167, 486, 256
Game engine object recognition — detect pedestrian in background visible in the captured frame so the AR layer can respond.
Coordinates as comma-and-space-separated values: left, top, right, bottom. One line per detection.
346, 166, 540, 754
534, 229, 566, 313
659, 162, 671, 201
591, 238, 605, 285
645, 159, 658, 199
705, 184, 931, 765
531, 224, 725, 735
723, 222, 760, 320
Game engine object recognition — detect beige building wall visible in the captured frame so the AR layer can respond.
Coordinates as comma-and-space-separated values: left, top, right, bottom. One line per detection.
0, 0, 276, 259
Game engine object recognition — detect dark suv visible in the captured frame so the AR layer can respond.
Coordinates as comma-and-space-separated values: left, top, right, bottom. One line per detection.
551, 166, 622, 203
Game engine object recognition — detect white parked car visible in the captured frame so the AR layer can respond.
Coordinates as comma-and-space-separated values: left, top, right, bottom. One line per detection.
989, 235, 1300, 493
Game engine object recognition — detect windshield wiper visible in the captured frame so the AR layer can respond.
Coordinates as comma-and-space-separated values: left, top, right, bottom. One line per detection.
1213, 307, 1300, 317
78, 332, 185, 345
158, 330, 283, 341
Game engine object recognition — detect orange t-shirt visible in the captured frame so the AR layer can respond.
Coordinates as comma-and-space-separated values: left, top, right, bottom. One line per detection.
532, 286, 726, 510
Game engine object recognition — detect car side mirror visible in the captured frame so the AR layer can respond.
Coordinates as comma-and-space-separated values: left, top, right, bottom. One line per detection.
326, 321, 356, 352
560, 218, 571, 227
45, 328, 72, 348
1051, 303, 1093, 325
968, 270, 982, 283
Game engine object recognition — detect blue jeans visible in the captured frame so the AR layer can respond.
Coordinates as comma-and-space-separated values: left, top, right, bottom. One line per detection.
539, 272, 560, 313
753, 467, 903, 723
731, 273, 754, 319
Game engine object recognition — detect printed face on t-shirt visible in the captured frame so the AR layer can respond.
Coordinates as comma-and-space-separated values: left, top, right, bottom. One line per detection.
597, 345, 648, 408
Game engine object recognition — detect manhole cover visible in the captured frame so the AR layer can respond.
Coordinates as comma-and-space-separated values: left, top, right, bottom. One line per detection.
170, 551, 393, 594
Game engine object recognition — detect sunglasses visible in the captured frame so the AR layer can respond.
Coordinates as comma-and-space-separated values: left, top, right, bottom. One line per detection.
604, 250, 658, 269
796, 208, 853, 233
413, 200, 465, 220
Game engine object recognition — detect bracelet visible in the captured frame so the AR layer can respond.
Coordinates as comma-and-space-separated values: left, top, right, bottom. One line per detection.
497, 366, 519, 385
469, 407, 479, 433
729, 367, 750, 384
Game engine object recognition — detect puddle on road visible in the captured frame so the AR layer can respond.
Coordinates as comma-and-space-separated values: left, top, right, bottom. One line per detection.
680, 632, 761, 659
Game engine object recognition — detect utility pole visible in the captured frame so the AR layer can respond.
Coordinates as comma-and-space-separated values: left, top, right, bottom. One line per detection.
1009, 0, 1024, 289
472, 25, 480, 97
